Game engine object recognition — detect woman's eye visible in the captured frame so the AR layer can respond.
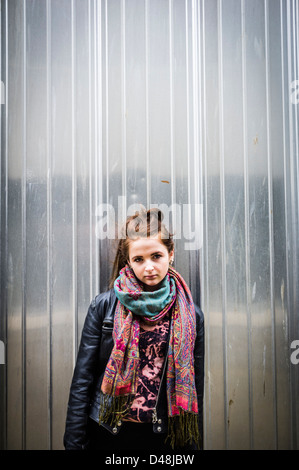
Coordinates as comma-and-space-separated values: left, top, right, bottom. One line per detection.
133, 254, 161, 262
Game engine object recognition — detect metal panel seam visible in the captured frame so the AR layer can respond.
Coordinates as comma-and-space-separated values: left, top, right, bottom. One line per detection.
264, 0, 278, 449
46, 0, 53, 450
241, 0, 253, 450
218, 0, 228, 450
22, 0, 27, 450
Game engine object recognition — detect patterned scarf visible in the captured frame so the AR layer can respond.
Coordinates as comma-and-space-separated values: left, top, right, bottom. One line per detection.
99, 265, 199, 448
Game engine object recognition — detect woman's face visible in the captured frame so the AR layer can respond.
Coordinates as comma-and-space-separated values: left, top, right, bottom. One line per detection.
128, 236, 174, 291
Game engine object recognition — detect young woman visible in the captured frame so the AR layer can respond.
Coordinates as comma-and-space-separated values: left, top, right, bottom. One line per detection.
64, 209, 204, 450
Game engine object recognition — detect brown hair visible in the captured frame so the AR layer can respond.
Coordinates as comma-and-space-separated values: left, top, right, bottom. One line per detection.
109, 208, 174, 289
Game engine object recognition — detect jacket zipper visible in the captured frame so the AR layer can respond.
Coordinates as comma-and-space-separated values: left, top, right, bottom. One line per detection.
152, 344, 169, 424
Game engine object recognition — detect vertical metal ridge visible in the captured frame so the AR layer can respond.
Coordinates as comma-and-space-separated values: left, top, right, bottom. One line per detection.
169, 0, 175, 211
3, 0, 9, 451
280, 0, 292, 449
287, 0, 296, 303
121, 0, 127, 205
191, 0, 201, 303
145, 0, 150, 207
297, 0, 299, 82
296, 2, 299, 449
217, 0, 228, 449
94, 0, 100, 292
286, 3, 297, 448
295, 0, 299, 166
88, 0, 93, 300
201, 0, 210, 449
191, 0, 200, 207
264, 0, 278, 449
22, 0, 27, 450
104, 0, 109, 224
190, 0, 199, 296
294, 0, 299, 230
71, 0, 78, 365
46, 0, 53, 450
105, 0, 109, 207
292, 0, 299, 449
241, 0, 253, 449
94, 0, 100, 249
195, 2, 204, 308
185, 0, 193, 288
185, 0, 191, 209
297, 0, 299, 91
197, 0, 204, 220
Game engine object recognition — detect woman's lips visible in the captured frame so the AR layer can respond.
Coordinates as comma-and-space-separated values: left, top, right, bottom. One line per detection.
145, 274, 157, 279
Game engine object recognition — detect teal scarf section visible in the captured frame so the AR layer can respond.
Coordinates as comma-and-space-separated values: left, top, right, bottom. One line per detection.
114, 265, 176, 317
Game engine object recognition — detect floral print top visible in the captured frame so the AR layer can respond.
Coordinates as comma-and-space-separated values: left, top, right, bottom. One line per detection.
126, 314, 170, 423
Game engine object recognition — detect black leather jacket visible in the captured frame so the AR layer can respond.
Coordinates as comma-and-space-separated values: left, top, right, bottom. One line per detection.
64, 289, 205, 450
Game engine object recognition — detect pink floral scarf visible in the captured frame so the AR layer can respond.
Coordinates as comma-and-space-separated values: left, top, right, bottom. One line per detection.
99, 265, 199, 448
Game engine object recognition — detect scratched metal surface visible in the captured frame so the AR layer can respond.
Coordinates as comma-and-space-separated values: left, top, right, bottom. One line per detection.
0, 0, 298, 450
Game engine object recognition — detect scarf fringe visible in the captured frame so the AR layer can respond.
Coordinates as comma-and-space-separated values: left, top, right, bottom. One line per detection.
166, 411, 201, 449
98, 392, 134, 428
99, 393, 201, 449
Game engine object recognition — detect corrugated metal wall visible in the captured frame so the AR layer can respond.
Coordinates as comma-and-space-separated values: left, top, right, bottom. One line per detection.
0, 0, 298, 450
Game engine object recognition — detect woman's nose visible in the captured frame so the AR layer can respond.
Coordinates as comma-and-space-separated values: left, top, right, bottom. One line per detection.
145, 262, 154, 272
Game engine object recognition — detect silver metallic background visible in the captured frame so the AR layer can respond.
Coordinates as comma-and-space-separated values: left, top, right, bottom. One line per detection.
0, 0, 298, 450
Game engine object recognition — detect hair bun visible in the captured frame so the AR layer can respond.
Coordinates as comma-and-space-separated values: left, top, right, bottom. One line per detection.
147, 207, 164, 221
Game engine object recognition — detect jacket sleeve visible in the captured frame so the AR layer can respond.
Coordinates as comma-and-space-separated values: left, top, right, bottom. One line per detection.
63, 295, 104, 450
194, 305, 205, 449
